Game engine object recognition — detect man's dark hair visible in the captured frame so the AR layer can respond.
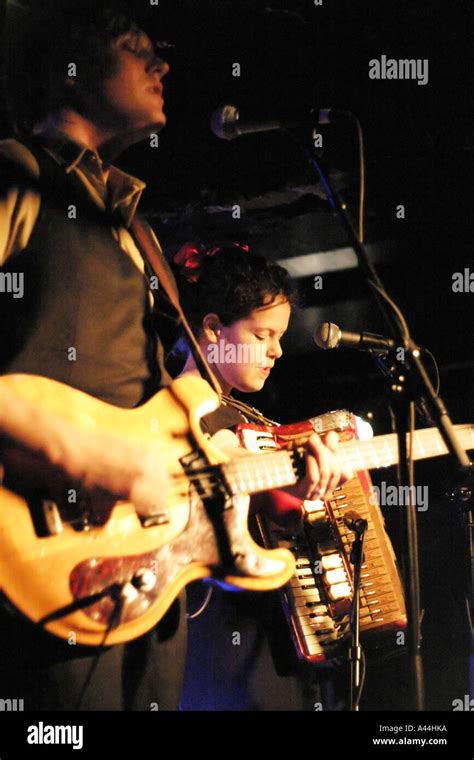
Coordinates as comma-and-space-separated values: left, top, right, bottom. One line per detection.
175, 246, 298, 338
3, 0, 143, 136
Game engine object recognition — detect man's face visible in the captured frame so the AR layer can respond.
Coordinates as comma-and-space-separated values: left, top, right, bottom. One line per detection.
79, 30, 170, 138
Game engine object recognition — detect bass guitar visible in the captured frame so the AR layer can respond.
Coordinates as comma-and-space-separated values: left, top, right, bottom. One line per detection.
0, 373, 472, 646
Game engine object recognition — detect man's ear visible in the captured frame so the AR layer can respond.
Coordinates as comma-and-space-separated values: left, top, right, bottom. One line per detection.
202, 313, 221, 344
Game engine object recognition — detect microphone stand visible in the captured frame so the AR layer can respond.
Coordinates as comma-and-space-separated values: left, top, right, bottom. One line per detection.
287, 123, 473, 711
347, 519, 368, 711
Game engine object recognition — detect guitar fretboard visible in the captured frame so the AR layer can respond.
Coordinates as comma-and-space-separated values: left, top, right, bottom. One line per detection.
339, 425, 474, 472
223, 425, 474, 495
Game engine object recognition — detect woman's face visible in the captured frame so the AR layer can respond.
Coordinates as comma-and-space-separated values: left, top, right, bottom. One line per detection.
203, 295, 291, 394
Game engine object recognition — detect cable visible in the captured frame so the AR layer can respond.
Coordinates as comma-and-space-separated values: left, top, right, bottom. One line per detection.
367, 279, 411, 343
354, 648, 366, 709
74, 584, 127, 710
423, 348, 441, 395
351, 114, 366, 245
187, 584, 214, 620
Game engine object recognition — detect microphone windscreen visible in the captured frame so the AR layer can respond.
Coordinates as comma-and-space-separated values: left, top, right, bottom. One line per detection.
210, 105, 239, 140
314, 322, 340, 350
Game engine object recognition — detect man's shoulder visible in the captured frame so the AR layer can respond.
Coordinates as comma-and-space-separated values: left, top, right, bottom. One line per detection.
0, 138, 40, 184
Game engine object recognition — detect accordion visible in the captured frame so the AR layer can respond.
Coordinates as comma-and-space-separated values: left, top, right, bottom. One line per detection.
236, 410, 407, 664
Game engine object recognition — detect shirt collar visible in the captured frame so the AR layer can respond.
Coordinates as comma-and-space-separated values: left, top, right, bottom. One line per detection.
32, 129, 146, 227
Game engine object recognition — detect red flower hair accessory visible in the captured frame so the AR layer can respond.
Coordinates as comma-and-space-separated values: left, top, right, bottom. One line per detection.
173, 242, 250, 284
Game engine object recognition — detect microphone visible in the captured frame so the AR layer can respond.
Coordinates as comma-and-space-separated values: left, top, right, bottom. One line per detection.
210, 104, 349, 141
343, 511, 368, 535
314, 322, 398, 353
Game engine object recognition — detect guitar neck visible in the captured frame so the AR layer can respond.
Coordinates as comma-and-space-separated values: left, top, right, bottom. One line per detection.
340, 425, 474, 472
222, 425, 474, 495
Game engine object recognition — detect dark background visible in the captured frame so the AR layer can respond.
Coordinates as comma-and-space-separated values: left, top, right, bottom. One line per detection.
0, 0, 472, 710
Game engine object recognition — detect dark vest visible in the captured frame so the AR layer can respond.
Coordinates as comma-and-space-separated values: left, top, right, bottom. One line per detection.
0, 140, 181, 408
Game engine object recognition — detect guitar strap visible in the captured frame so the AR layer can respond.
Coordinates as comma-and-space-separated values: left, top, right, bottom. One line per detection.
131, 216, 221, 397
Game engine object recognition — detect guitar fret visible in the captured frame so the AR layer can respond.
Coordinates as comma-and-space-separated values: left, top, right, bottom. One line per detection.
435, 432, 443, 454
276, 459, 285, 486
370, 441, 380, 469
286, 458, 295, 486
262, 459, 272, 489
340, 447, 352, 469
245, 460, 255, 493
255, 463, 264, 490
415, 434, 425, 457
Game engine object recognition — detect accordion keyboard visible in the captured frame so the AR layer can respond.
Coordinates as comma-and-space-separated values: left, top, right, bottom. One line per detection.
258, 471, 407, 663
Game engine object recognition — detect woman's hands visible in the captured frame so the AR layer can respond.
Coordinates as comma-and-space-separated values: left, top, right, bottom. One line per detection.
283, 431, 354, 502
209, 426, 353, 500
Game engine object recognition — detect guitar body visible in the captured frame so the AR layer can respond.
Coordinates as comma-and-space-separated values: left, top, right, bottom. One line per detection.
0, 374, 295, 646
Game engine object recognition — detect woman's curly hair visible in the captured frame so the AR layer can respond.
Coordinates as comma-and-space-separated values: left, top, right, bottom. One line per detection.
174, 244, 298, 337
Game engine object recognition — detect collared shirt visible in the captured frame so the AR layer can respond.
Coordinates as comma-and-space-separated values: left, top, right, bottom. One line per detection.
0, 130, 151, 276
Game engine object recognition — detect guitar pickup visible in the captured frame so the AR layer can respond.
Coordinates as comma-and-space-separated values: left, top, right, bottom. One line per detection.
140, 511, 170, 528
42, 499, 63, 535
